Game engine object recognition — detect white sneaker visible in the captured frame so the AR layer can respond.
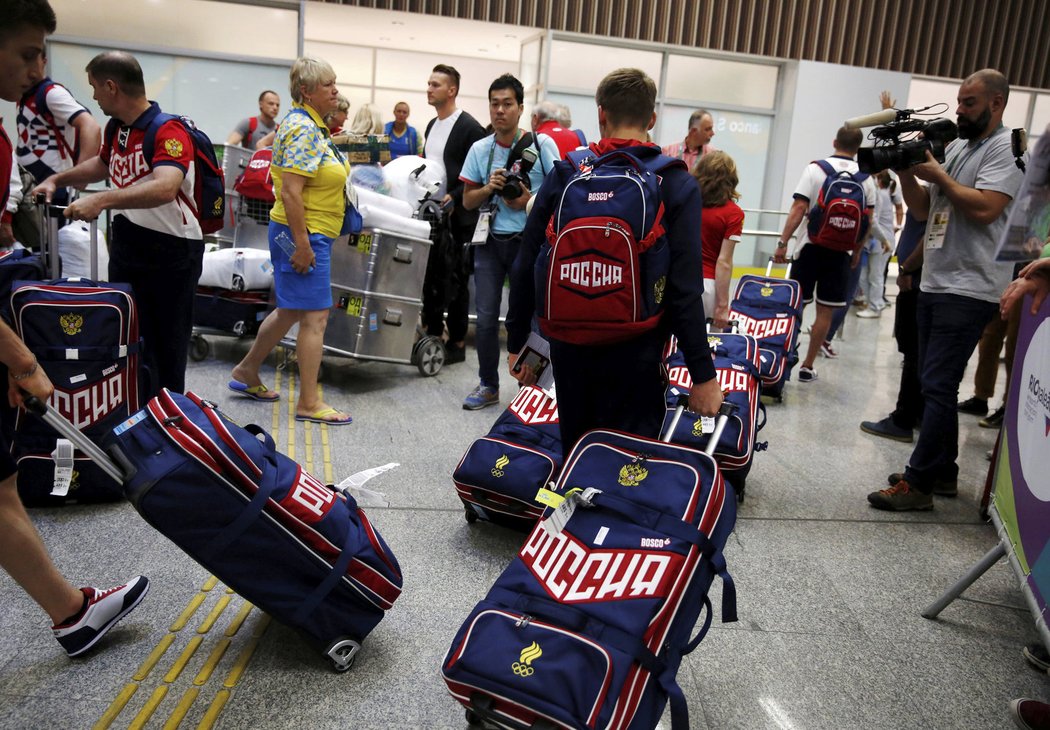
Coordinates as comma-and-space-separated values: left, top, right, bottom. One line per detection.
52, 576, 150, 657
856, 308, 881, 318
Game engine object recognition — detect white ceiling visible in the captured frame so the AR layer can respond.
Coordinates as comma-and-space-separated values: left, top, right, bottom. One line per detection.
305, 2, 542, 61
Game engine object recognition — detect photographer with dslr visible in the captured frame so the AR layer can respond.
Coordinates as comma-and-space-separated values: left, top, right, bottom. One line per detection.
867, 68, 1027, 511
459, 74, 559, 410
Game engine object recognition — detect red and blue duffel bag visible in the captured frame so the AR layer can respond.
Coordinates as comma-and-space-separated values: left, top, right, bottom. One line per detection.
442, 426, 737, 729
108, 389, 402, 671
662, 333, 766, 502
9, 277, 145, 506
453, 384, 563, 531
728, 267, 801, 400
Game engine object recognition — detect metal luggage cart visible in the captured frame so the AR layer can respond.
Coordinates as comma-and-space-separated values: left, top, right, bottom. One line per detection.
279, 225, 445, 377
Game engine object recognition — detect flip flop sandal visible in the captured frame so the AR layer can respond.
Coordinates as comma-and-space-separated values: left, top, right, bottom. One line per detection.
295, 407, 352, 426
227, 379, 280, 402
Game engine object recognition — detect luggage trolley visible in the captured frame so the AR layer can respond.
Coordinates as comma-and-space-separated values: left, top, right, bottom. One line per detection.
279, 220, 445, 377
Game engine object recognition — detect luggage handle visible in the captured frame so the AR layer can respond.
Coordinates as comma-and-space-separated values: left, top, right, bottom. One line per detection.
33, 194, 102, 280
664, 396, 737, 456
23, 395, 126, 485
765, 255, 792, 279
468, 694, 557, 730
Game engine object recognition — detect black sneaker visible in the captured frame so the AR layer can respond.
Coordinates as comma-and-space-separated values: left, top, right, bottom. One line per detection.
1023, 643, 1050, 672
444, 343, 466, 364
860, 416, 914, 443
867, 479, 934, 511
979, 406, 1005, 429
886, 472, 958, 497
52, 576, 150, 657
957, 396, 988, 416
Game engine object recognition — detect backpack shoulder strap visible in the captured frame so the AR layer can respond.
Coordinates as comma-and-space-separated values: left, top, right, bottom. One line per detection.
248, 116, 258, 143
813, 159, 836, 177
33, 80, 55, 120
142, 112, 181, 168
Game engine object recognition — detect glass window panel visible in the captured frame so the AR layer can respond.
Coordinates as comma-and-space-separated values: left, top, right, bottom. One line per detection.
520, 37, 543, 91
665, 56, 778, 109
1005, 91, 1031, 131
547, 41, 662, 92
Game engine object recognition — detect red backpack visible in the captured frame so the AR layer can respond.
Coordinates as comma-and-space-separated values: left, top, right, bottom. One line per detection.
234, 148, 275, 204
806, 159, 870, 251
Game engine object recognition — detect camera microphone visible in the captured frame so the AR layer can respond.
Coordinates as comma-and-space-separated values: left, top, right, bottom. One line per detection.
843, 109, 898, 129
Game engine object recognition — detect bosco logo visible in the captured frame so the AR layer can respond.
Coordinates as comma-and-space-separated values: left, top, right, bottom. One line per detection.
491, 454, 510, 478
511, 641, 542, 677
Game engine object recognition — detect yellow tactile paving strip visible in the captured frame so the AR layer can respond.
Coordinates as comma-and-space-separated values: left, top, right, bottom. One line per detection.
95, 358, 339, 729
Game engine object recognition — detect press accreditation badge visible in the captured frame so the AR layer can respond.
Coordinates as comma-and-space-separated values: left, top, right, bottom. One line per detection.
471, 205, 493, 245
925, 203, 950, 250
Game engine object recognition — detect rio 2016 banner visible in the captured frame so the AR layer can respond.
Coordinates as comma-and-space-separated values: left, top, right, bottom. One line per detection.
993, 291, 1050, 623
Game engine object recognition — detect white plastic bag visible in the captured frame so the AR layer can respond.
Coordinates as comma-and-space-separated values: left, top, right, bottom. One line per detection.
57, 221, 109, 280
199, 248, 273, 291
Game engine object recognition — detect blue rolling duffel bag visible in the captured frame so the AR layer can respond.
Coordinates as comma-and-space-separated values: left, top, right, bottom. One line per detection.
662, 333, 766, 502
442, 404, 738, 730
728, 260, 802, 401
453, 384, 563, 531
27, 388, 402, 671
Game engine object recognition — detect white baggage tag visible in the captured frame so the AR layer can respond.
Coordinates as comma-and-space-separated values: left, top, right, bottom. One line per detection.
699, 416, 716, 435
540, 488, 600, 537
334, 462, 399, 507
471, 207, 492, 245
50, 439, 75, 497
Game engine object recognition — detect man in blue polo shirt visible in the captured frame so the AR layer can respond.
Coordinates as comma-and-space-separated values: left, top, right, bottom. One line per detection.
458, 74, 558, 410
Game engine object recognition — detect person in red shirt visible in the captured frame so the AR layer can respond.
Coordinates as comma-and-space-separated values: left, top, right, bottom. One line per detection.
33, 51, 204, 394
694, 151, 745, 330
530, 100, 583, 160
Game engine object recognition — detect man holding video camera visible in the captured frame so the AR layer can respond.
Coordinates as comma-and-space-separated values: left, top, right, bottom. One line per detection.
459, 74, 559, 411
867, 68, 1026, 511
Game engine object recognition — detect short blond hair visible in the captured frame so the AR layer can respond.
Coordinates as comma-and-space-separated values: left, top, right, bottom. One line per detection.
693, 151, 740, 207
289, 56, 336, 104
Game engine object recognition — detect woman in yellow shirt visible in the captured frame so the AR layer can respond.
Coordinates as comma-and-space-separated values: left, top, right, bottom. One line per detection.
230, 56, 352, 425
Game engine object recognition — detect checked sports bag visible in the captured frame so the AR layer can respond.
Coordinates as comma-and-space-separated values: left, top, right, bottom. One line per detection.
9, 277, 145, 506
442, 425, 737, 729
107, 390, 402, 670
728, 269, 802, 400
453, 384, 563, 531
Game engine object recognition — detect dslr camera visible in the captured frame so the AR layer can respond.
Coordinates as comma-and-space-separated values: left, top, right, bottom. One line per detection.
500, 147, 538, 200
854, 109, 958, 174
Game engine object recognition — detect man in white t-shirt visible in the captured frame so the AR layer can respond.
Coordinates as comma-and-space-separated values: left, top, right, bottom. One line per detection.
421, 64, 486, 364
17, 66, 101, 207
774, 126, 877, 382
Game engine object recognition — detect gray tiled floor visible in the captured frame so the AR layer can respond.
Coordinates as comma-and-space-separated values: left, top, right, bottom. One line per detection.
0, 288, 1044, 730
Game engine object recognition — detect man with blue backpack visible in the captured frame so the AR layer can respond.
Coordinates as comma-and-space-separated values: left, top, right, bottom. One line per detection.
774, 126, 877, 382
507, 67, 723, 458
33, 51, 224, 395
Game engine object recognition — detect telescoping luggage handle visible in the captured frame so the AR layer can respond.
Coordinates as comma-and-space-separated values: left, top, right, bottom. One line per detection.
34, 193, 102, 281
22, 395, 126, 485
664, 394, 737, 455
765, 255, 792, 279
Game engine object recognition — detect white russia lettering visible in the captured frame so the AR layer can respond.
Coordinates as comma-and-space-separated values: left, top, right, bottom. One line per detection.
52, 373, 124, 429
282, 469, 335, 522
109, 150, 150, 187
730, 313, 791, 340
827, 215, 857, 230
520, 528, 675, 602
669, 364, 748, 392
559, 261, 623, 289
509, 387, 559, 425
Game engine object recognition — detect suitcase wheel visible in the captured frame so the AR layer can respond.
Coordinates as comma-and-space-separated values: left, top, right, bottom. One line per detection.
465, 709, 486, 727
189, 334, 210, 362
464, 507, 478, 524
325, 637, 360, 673
412, 336, 445, 377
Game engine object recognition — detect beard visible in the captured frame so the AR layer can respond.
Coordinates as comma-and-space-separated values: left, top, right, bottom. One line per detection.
957, 108, 992, 140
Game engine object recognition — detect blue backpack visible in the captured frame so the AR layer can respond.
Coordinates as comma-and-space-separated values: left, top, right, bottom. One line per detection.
105, 110, 226, 234
806, 159, 870, 252
537, 146, 685, 345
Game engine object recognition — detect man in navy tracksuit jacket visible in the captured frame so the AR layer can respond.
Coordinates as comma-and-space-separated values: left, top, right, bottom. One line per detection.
506, 68, 723, 458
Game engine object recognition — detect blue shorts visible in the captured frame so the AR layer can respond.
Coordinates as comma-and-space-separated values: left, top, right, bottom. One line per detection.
269, 221, 333, 311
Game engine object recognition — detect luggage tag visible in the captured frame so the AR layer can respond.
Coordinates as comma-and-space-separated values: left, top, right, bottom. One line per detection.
334, 462, 399, 507
540, 487, 600, 537
471, 203, 493, 245
50, 438, 75, 496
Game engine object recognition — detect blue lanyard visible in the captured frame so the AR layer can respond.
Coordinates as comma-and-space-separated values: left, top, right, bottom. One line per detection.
486, 130, 522, 174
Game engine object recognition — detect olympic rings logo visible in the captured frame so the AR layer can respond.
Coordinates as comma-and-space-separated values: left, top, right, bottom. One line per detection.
491, 468, 505, 477
511, 662, 534, 677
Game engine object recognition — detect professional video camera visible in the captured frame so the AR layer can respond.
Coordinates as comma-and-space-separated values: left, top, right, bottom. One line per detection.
846, 105, 958, 174
501, 147, 538, 200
